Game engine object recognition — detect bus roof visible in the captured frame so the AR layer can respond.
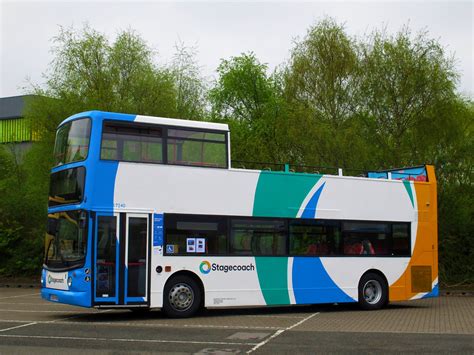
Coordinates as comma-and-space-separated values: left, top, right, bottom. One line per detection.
59, 111, 229, 132
135, 114, 228, 131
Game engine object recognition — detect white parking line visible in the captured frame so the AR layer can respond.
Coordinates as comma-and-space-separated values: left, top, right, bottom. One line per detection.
0, 322, 37, 333
0, 309, 82, 314
0, 302, 74, 306
244, 314, 307, 319
246, 312, 319, 354
47, 309, 113, 323
0, 318, 283, 330
0, 293, 40, 300
0, 334, 258, 347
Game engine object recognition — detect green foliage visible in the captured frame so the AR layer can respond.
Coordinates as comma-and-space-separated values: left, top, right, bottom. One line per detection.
209, 53, 291, 162
359, 27, 458, 166
0, 20, 471, 284
0, 26, 206, 276
285, 19, 359, 125
0, 146, 44, 275
436, 99, 474, 284
172, 42, 208, 120
42, 26, 178, 126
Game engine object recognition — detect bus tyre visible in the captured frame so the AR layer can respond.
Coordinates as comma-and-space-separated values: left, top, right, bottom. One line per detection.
358, 273, 388, 310
163, 275, 202, 318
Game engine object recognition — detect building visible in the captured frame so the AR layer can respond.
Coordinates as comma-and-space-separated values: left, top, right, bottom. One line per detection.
0, 95, 40, 154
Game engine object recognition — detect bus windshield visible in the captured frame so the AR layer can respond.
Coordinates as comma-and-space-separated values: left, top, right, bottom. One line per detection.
44, 210, 88, 270
54, 118, 91, 166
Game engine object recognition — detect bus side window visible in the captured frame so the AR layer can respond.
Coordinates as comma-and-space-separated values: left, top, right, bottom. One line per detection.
164, 214, 227, 255
342, 222, 390, 256
101, 122, 163, 163
230, 218, 286, 256
289, 220, 338, 256
167, 129, 227, 168
392, 223, 410, 256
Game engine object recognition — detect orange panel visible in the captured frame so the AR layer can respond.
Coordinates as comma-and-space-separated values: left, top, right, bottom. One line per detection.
389, 165, 438, 301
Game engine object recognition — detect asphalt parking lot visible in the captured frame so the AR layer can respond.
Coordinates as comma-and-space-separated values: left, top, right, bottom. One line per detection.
0, 289, 472, 354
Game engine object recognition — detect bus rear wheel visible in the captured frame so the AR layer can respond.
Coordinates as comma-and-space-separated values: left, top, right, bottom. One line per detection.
163, 275, 202, 318
358, 272, 388, 310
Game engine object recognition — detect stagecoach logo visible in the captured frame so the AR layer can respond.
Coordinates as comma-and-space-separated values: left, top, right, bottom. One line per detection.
199, 261, 255, 274
47, 274, 65, 285
199, 261, 211, 274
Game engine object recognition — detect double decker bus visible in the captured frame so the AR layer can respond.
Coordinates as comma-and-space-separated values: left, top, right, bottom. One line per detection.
41, 111, 438, 317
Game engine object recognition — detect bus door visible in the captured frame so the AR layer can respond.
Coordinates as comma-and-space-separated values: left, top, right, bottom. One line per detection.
94, 213, 150, 306
124, 213, 149, 304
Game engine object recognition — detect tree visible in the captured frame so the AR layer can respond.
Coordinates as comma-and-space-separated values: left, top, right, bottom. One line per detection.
42, 26, 178, 121
284, 19, 360, 126
359, 27, 458, 165
0, 26, 205, 276
0, 144, 43, 275
282, 19, 370, 169
209, 53, 294, 164
435, 98, 473, 284
171, 42, 208, 120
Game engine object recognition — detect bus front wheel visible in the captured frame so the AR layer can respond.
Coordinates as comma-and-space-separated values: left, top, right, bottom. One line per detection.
163, 275, 202, 318
358, 272, 388, 310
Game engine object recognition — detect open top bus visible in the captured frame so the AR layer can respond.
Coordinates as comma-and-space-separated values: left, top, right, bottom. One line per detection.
41, 111, 438, 317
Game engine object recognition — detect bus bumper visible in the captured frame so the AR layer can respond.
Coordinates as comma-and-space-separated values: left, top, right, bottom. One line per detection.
421, 284, 439, 299
41, 287, 91, 308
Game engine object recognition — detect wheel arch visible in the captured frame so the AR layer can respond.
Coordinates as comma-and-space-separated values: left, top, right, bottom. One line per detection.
165, 270, 205, 308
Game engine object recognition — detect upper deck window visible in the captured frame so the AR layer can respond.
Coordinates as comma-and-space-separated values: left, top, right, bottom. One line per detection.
167, 128, 227, 168
54, 118, 91, 166
100, 120, 228, 168
101, 122, 163, 163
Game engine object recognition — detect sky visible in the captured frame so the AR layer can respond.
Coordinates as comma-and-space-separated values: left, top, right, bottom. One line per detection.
1, 1, 473, 98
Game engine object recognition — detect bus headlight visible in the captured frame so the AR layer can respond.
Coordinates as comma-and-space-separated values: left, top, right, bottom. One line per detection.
67, 276, 72, 288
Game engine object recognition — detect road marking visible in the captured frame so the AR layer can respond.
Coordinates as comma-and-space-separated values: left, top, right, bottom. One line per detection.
246, 312, 319, 354
0, 322, 37, 333
0, 318, 283, 330
0, 334, 258, 346
0, 309, 82, 313
243, 315, 307, 319
47, 309, 113, 323
195, 348, 241, 354
0, 302, 76, 307
0, 293, 40, 300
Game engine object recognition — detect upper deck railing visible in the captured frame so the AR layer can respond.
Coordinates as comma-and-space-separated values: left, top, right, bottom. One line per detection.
231, 160, 428, 182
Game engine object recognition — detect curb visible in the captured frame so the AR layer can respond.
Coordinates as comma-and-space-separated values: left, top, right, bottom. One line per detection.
0, 283, 40, 289
439, 290, 474, 297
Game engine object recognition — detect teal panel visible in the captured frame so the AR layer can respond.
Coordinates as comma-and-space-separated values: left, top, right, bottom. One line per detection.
255, 257, 290, 305
403, 180, 414, 208
252, 171, 322, 218
252, 171, 323, 305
